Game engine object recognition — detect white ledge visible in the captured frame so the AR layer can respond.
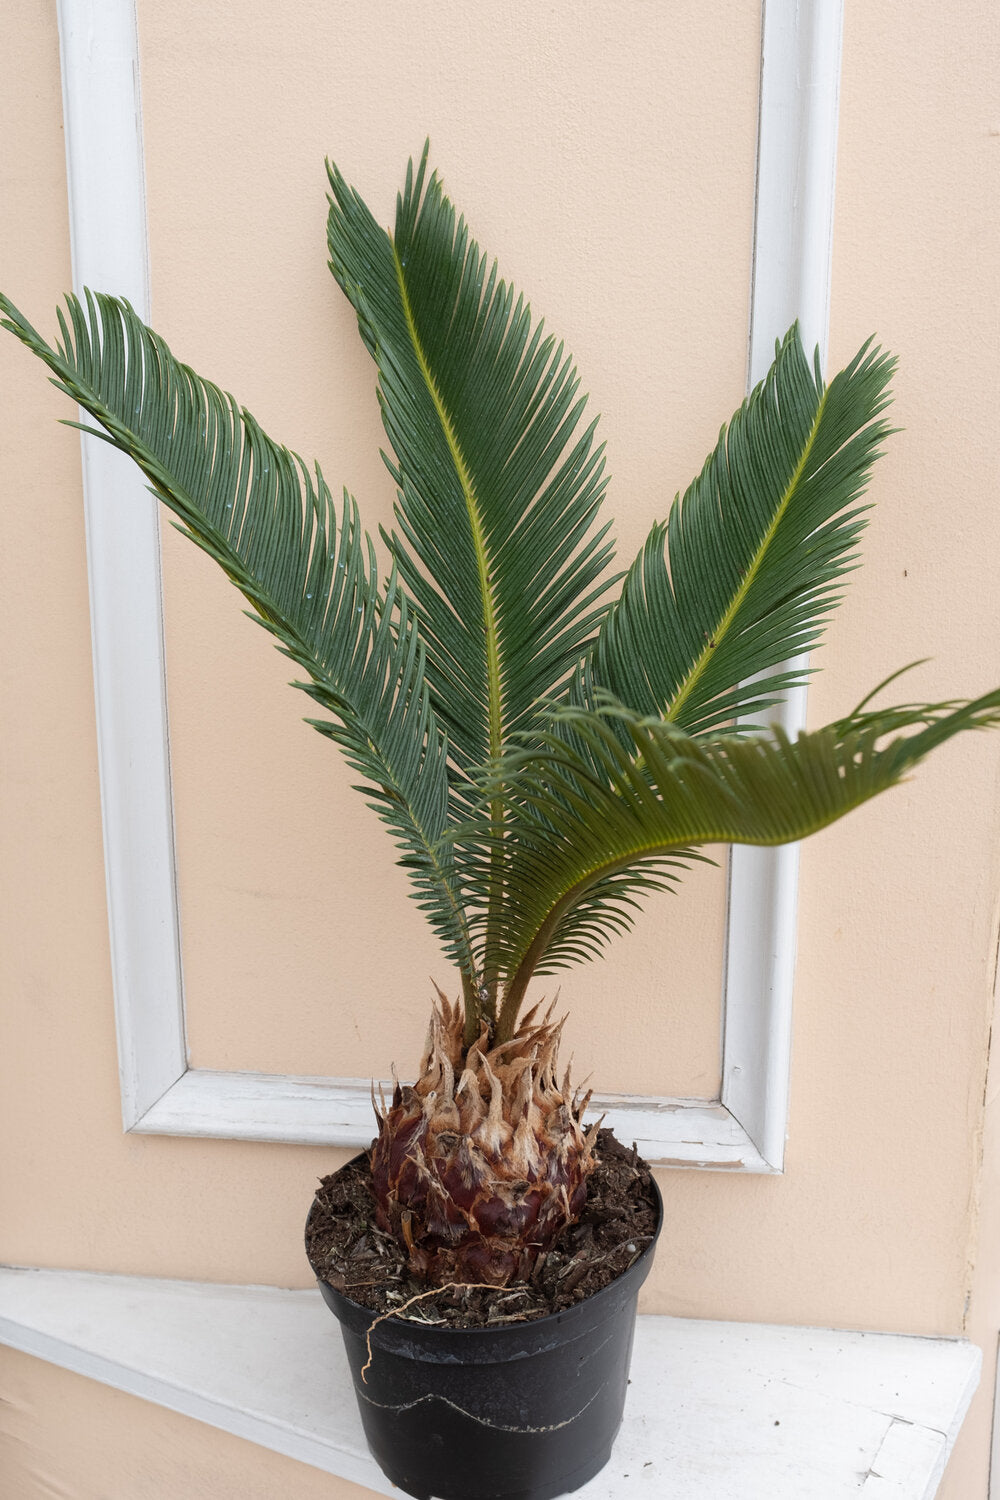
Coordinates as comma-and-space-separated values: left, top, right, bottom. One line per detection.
130, 1068, 774, 1172
0, 1267, 978, 1498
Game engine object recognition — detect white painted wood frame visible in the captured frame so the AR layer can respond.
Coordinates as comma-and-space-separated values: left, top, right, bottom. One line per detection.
57, 0, 844, 1172
990, 1334, 1000, 1498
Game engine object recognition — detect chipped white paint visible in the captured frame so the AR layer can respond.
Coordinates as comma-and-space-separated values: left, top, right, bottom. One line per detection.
0, 1268, 978, 1498
60, 0, 844, 1167
131, 1069, 774, 1170
861, 1420, 952, 1498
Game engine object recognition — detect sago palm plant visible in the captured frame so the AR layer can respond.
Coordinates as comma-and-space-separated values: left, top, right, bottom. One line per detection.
4, 145, 998, 1288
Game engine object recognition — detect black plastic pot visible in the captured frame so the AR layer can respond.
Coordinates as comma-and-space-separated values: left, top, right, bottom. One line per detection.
307, 1161, 662, 1500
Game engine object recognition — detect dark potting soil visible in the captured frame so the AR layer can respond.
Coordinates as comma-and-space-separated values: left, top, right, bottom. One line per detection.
305, 1128, 659, 1329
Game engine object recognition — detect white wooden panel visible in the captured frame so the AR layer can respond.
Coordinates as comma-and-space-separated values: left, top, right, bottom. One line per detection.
723, 0, 845, 1169
57, 0, 186, 1125
131, 1069, 774, 1171
0, 1268, 979, 1499
990, 1334, 1000, 1498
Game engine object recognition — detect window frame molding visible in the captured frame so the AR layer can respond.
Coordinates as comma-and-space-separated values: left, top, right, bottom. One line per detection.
58, 0, 844, 1172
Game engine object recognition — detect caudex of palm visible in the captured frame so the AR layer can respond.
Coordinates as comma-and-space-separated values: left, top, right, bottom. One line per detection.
4, 145, 999, 1286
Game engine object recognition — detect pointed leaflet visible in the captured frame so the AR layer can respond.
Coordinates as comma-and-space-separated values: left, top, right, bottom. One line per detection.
483, 692, 1000, 1035
0, 291, 475, 972
592, 329, 896, 736
326, 146, 616, 771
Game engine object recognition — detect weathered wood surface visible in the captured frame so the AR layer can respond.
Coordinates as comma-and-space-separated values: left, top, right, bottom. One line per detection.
133, 1068, 773, 1170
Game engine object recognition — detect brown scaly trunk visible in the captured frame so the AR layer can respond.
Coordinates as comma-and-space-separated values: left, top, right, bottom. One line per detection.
369, 993, 599, 1286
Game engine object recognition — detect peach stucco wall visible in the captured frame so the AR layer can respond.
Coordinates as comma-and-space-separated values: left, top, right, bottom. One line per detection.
141, 0, 762, 1100
1, 2, 998, 1497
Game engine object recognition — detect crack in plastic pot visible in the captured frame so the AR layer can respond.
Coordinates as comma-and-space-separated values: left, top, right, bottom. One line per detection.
355, 1382, 608, 1433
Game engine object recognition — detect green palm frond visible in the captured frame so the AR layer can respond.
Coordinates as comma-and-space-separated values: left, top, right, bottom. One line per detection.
5, 146, 999, 1060
326, 143, 616, 773
591, 328, 896, 736
0, 290, 476, 975
479, 691, 1000, 1037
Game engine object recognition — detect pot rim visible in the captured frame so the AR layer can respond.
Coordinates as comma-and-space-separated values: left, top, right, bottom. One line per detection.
305, 1146, 663, 1342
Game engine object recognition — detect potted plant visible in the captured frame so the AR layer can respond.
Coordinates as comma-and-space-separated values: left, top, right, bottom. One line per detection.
3, 145, 999, 1500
